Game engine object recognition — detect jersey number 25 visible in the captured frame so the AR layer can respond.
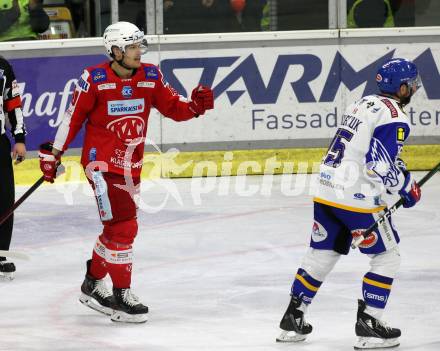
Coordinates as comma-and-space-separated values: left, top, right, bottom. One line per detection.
323, 128, 354, 168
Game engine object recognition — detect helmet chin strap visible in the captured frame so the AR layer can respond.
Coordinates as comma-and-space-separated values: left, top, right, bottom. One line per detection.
116, 53, 134, 71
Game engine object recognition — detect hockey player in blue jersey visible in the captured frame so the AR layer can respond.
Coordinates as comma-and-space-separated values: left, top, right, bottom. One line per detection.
276, 58, 422, 349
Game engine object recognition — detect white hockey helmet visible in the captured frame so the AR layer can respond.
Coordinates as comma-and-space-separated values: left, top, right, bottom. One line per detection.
103, 21, 148, 56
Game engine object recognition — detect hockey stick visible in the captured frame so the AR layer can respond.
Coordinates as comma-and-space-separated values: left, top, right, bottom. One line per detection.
0, 250, 30, 261
351, 161, 440, 249
0, 164, 65, 227
0, 176, 45, 227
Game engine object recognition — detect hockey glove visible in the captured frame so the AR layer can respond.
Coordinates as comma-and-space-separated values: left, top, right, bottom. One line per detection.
189, 85, 214, 116
398, 171, 421, 208
39, 142, 61, 183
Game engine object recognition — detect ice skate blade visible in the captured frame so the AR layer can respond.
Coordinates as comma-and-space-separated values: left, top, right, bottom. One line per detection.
354, 336, 400, 349
0, 272, 14, 281
111, 310, 148, 324
79, 293, 113, 316
276, 330, 307, 343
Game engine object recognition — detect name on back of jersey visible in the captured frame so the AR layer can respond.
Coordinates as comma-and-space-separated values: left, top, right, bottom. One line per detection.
340, 113, 362, 132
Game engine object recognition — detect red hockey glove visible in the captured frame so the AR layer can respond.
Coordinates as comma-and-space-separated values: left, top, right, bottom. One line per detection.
398, 172, 421, 208
189, 85, 214, 116
39, 142, 61, 183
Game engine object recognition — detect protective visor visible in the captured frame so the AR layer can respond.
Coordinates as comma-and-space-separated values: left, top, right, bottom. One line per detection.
126, 31, 148, 54
406, 74, 422, 93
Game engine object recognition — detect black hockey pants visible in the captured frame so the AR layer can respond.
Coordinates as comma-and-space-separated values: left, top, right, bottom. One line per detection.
0, 134, 14, 258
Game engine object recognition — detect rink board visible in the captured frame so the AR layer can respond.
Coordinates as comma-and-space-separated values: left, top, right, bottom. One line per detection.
13, 144, 440, 185
1, 28, 439, 184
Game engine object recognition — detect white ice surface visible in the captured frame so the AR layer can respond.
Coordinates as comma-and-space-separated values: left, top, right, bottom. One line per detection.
2, 173, 440, 351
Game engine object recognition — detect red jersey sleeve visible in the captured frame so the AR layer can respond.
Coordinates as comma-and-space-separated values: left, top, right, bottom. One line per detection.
151, 68, 195, 121
54, 69, 96, 151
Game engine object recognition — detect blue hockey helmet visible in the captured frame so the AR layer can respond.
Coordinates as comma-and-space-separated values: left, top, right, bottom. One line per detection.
376, 58, 421, 94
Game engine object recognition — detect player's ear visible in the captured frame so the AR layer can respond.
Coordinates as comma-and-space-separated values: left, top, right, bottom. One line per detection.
398, 83, 408, 97
111, 46, 123, 60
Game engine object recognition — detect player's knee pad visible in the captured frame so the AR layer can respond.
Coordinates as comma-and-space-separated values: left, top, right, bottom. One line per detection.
369, 246, 401, 278
102, 218, 138, 246
301, 248, 341, 281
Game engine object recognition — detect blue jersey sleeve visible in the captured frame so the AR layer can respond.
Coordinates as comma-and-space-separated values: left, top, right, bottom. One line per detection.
365, 122, 410, 193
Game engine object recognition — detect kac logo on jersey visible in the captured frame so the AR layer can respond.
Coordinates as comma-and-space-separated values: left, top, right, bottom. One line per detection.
108, 99, 145, 116
106, 116, 145, 145
121, 86, 133, 98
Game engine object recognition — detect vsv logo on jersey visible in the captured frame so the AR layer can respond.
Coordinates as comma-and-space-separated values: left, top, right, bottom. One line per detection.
106, 116, 145, 145
107, 99, 145, 116
367, 138, 400, 188
121, 86, 133, 98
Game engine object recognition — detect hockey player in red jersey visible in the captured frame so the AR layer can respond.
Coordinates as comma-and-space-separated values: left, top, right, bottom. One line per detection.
38, 21, 214, 323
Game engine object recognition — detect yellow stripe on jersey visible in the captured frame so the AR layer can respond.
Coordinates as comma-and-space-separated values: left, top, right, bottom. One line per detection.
313, 197, 386, 214
295, 274, 320, 292
363, 277, 392, 290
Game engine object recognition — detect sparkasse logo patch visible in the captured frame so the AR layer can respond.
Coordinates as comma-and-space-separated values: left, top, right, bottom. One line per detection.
107, 99, 145, 116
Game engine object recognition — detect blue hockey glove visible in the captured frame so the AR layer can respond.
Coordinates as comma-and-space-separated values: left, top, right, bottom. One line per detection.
398, 172, 421, 208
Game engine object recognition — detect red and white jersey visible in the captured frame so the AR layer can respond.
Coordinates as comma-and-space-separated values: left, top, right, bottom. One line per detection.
54, 61, 196, 177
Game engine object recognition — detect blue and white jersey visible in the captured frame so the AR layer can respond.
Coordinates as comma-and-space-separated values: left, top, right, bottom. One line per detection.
314, 94, 410, 213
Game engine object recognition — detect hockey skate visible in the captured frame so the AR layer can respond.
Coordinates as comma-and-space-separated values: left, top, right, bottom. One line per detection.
79, 260, 114, 316
111, 288, 149, 323
354, 299, 400, 350
0, 258, 15, 280
276, 295, 312, 342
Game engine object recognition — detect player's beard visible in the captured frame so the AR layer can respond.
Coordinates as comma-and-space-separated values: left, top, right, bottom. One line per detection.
400, 91, 413, 106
